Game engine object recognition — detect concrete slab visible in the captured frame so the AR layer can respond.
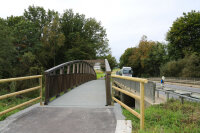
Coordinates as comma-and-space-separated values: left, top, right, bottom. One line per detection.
115, 120, 132, 133
1, 106, 116, 133
49, 80, 106, 107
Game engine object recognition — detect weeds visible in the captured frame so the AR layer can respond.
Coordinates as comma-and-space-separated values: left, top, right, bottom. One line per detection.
122, 99, 200, 133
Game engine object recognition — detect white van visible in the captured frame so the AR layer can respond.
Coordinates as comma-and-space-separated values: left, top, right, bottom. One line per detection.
117, 67, 133, 77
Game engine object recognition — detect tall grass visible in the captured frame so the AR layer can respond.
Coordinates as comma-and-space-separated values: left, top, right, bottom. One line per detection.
122, 99, 200, 133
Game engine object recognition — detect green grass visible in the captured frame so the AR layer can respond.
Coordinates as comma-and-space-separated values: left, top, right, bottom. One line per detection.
0, 96, 38, 121
95, 70, 105, 79
122, 99, 200, 133
0, 88, 44, 121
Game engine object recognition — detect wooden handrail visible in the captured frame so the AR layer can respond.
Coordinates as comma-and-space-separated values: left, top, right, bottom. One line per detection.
0, 86, 41, 100
0, 97, 41, 116
112, 75, 148, 83
0, 75, 42, 83
45, 60, 95, 74
113, 97, 141, 119
112, 86, 141, 100
0, 75, 43, 117
112, 76, 147, 130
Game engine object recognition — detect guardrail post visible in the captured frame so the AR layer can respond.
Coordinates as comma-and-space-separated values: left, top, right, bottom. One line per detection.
140, 82, 145, 130
39, 76, 43, 105
180, 96, 184, 104
166, 92, 169, 101
157, 90, 159, 98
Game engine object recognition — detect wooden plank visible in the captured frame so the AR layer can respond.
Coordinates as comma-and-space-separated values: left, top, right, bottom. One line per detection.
113, 97, 141, 119
0, 97, 41, 116
112, 86, 141, 100
112, 75, 148, 83
0, 86, 41, 100
140, 82, 145, 130
0, 75, 42, 83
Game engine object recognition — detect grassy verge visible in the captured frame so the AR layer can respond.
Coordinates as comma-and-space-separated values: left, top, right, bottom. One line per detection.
122, 99, 200, 133
0, 97, 36, 121
95, 70, 105, 79
0, 88, 45, 121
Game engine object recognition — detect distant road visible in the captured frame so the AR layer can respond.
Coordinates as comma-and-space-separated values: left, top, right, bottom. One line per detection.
156, 82, 200, 93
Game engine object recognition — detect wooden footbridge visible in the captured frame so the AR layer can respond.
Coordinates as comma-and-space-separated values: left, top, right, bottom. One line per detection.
0, 59, 148, 133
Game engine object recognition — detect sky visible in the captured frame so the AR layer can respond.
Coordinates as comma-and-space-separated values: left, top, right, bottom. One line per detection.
0, 0, 200, 61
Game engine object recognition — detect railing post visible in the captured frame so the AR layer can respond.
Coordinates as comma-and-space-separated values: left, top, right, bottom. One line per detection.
73, 64, 75, 74
77, 63, 79, 73
44, 74, 50, 105
106, 72, 111, 105
60, 67, 64, 74
67, 65, 70, 74
80, 63, 82, 73
39, 76, 43, 106
105, 59, 111, 106
140, 82, 145, 130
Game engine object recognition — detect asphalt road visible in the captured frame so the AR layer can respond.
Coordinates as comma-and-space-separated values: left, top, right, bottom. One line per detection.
156, 82, 200, 93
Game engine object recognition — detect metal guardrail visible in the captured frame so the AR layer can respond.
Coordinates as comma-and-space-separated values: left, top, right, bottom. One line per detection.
149, 77, 200, 86
156, 87, 200, 103
111, 75, 148, 130
0, 75, 43, 117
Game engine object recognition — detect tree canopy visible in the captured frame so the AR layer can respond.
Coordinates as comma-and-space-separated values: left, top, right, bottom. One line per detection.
0, 5, 112, 79
119, 10, 200, 78
167, 10, 200, 60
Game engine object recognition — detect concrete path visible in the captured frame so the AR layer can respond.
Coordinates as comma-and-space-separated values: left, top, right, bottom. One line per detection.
2, 107, 116, 133
0, 80, 122, 133
49, 80, 106, 107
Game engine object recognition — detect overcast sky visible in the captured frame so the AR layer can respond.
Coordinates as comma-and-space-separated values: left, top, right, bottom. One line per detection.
0, 0, 199, 61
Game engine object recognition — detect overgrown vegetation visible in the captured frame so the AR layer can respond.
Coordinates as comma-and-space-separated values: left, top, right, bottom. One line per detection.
0, 86, 43, 121
120, 10, 200, 78
122, 99, 200, 133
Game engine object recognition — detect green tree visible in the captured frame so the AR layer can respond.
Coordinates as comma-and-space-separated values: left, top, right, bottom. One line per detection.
119, 48, 134, 68
129, 36, 155, 77
60, 9, 110, 61
41, 14, 65, 67
167, 10, 200, 60
144, 42, 168, 76
105, 54, 117, 70
0, 18, 16, 78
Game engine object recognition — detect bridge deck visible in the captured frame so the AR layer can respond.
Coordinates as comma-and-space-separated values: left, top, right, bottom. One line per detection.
1, 79, 118, 133
49, 80, 106, 107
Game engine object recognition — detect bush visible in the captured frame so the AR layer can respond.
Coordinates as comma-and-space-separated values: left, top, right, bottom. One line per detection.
160, 53, 200, 77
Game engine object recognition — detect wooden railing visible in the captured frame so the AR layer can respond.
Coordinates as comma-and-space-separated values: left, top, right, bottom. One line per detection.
105, 59, 111, 105
111, 75, 148, 130
44, 60, 96, 104
0, 75, 43, 117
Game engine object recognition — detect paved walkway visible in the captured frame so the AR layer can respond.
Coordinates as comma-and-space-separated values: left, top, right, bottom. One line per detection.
49, 80, 106, 107
0, 80, 119, 133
